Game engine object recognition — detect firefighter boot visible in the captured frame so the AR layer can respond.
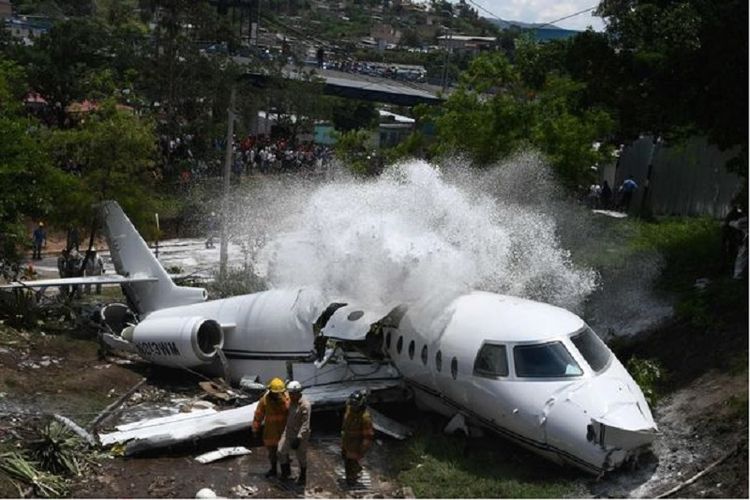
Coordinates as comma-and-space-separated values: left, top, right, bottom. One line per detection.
280, 462, 292, 481
265, 459, 278, 478
295, 467, 307, 485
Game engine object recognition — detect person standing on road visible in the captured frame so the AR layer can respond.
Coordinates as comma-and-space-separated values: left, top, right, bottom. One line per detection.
65, 249, 82, 298
341, 390, 374, 486
253, 377, 290, 478
277, 380, 311, 485
84, 249, 105, 294
31, 222, 46, 260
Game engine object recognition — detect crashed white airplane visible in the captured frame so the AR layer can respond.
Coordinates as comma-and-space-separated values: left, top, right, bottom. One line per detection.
2, 201, 658, 474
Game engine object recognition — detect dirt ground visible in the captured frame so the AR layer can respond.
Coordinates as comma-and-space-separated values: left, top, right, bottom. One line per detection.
0, 323, 747, 498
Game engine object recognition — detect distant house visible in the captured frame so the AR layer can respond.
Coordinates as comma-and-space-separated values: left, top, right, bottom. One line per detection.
4, 16, 52, 43
0, 0, 12, 19
371, 23, 402, 52
437, 34, 496, 54
378, 109, 414, 148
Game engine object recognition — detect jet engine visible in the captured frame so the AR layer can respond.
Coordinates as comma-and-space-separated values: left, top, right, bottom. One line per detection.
122, 316, 224, 367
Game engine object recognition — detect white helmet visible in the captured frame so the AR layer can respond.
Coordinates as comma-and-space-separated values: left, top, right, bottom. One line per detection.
286, 380, 302, 393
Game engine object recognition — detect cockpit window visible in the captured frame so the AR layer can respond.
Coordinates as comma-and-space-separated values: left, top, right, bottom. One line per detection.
513, 342, 583, 378
571, 327, 611, 373
473, 343, 508, 377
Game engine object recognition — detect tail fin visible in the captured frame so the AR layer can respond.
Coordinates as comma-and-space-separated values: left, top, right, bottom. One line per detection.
101, 201, 207, 315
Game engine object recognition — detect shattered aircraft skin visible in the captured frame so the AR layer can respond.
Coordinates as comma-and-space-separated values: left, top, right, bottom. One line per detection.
5, 201, 658, 475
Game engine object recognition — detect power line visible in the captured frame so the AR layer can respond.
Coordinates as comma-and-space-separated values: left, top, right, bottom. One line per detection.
465, 0, 598, 30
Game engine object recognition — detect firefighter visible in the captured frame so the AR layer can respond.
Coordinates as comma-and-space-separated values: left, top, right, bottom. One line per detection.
341, 390, 374, 486
252, 377, 290, 478
277, 380, 311, 485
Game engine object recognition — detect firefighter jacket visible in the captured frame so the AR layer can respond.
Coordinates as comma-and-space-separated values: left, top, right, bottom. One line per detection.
284, 396, 311, 442
341, 406, 374, 460
252, 391, 290, 447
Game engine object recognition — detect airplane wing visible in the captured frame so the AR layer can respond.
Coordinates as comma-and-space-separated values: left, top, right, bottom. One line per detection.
98, 379, 410, 455
0, 275, 159, 289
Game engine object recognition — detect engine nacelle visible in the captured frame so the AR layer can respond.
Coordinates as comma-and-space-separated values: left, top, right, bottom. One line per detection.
123, 316, 224, 367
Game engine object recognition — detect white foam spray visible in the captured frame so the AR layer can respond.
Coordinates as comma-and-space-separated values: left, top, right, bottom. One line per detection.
240, 157, 598, 322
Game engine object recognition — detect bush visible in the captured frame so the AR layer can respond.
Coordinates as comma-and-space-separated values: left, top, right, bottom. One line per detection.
208, 267, 266, 299
631, 217, 722, 291
626, 356, 663, 407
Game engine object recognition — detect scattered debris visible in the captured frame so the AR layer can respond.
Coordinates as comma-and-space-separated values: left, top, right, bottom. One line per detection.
195, 446, 252, 464
655, 446, 740, 498
368, 407, 412, 440
443, 413, 468, 435
89, 377, 148, 431
180, 400, 215, 413
198, 380, 239, 402
195, 487, 218, 498
239, 375, 265, 395
53, 414, 95, 447
229, 484, 258, 497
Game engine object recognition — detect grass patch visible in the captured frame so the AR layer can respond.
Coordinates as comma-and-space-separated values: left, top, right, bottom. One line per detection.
630, 217, 722, 292
396, 429, 581, 498
726, 395, 749, 421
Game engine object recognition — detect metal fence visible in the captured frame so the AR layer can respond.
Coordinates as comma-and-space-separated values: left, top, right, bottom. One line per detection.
615, 136, 743, 218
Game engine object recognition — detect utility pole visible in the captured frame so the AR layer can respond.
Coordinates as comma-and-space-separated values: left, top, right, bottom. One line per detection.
219, 86, 237, 280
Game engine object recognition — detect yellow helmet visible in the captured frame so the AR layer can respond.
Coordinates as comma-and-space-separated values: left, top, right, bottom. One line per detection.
267, 377, 286, 393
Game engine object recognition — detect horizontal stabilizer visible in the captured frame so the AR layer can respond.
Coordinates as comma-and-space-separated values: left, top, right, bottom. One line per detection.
0, 275, 158, 290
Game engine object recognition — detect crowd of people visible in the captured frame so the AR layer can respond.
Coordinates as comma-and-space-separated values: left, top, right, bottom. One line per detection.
252, 378, 374, 487
173, 135, 335, 185
234, 137, 334, 176
585, 175, 638, 212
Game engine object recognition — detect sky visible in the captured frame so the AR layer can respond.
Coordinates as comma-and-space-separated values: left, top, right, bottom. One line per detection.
450, 0, 606, 32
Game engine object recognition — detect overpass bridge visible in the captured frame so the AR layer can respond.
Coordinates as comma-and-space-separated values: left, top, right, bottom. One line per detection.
235, 59, 445, 106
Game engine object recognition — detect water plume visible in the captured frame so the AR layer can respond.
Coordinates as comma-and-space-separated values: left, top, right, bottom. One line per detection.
245, 157, 599, 319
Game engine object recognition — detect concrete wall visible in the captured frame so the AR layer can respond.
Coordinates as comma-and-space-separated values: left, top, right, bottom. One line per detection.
616, 136, 742, 218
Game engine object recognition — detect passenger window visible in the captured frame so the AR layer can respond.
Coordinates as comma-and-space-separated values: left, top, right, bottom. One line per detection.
473, 343, 508, 377
385, 331, 391, 350
408, 340, 415, 360
421, 345, 428, 365
397, 336, 403, 354
435, 350, 442, 371
451, 357, 458, 379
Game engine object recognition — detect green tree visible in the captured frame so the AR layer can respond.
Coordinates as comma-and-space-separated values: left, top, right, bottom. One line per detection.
46, 100, 159, 235
0, 62, 69, 264
331, 99, 378, 133
19, 18, 111, 113
334, 129, 378, 176
430, 52, 614, 187
596, 0, 748, 182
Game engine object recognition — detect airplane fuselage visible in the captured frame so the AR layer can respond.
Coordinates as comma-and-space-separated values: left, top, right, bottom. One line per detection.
116, 287, 656, 475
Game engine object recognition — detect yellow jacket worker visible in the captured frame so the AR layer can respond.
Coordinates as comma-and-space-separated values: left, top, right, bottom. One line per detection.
253, 377, 290, 478
341, 390, 374, 485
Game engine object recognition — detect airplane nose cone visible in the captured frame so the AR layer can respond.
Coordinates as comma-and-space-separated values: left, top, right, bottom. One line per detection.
541, 373, 658, 472
565, 374, 656, 428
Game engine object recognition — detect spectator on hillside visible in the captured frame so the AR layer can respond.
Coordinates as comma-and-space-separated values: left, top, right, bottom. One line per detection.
31, 222, 46, 260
